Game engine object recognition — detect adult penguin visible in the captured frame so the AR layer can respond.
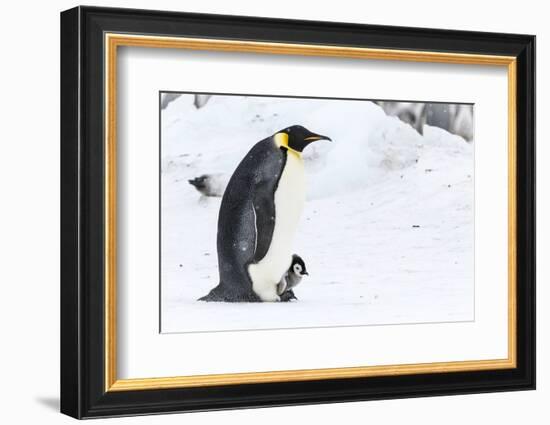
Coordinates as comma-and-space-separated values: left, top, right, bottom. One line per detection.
198, 125, 331, 302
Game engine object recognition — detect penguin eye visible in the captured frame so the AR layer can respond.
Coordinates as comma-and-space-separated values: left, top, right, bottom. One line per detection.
294, 264, 302, 273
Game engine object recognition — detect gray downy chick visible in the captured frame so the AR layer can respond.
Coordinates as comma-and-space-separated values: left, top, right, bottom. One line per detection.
278, 254, 308, 302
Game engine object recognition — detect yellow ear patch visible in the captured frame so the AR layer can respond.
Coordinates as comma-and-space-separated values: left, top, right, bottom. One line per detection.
274, 132, 301, 157
274, 132, 289, 148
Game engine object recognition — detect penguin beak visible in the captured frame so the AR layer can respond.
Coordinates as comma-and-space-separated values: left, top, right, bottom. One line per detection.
303, 271, 309, 276
304, 133, 331, 142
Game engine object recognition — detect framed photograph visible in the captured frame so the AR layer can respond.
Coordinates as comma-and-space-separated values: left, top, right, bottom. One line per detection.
60, 6, 535, 419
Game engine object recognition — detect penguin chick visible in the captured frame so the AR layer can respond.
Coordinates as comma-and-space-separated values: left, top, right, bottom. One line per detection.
277, 254, 308, 301
188, 173, 227, 197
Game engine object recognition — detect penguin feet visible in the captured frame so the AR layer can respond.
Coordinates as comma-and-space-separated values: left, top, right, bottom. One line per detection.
198, 284, 263, 302
280, 290, 298, 302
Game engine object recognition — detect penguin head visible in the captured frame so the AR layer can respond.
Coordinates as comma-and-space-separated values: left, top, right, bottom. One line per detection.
188, 175, 208, 189
291, 254, 308, 276
276, 125, 331, 152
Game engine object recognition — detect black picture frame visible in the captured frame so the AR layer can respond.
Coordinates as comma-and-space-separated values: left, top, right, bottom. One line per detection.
61, 5, 535, 419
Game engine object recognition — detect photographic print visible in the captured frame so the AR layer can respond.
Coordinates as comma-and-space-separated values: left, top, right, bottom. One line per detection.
160, 92, 475, 333
61, 9, 535, 417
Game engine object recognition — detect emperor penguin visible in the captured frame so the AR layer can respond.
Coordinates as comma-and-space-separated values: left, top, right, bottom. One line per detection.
198, 125, 331, 302
278, 254, 308, 302
188, 173, 227, 197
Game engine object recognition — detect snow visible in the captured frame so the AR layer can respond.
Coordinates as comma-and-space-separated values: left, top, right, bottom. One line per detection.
160, 94, 474, 333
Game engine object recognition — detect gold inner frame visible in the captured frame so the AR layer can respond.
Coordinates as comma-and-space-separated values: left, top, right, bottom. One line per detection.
104, 33, 518, 392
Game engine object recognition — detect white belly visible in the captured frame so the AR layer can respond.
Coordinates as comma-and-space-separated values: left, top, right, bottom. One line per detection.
249, 153, 305, 301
